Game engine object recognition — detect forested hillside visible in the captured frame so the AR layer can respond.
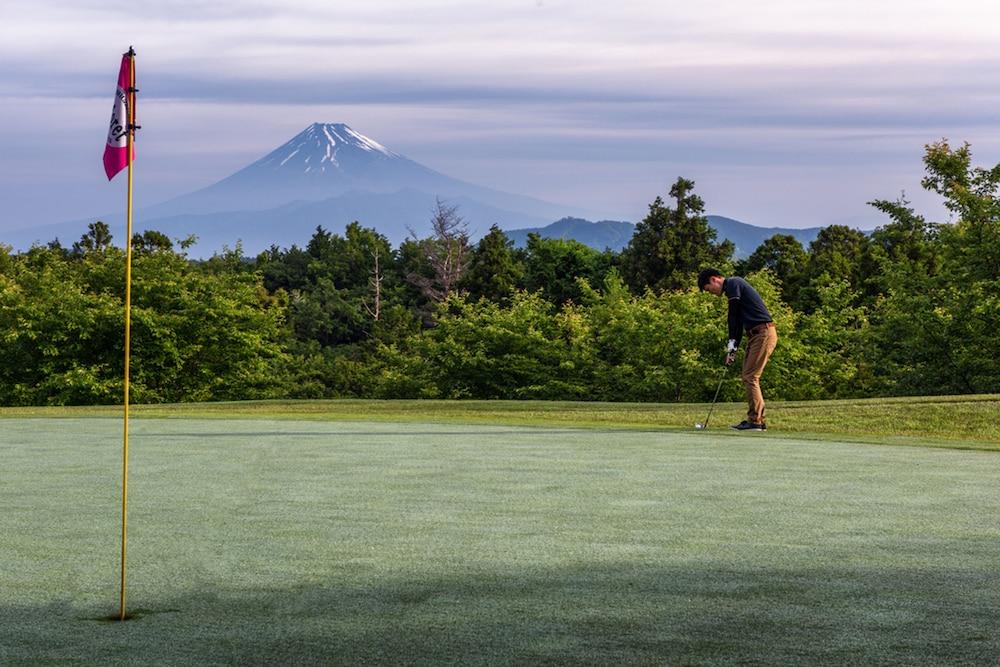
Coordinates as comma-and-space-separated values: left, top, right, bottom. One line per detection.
1, 141, 996, 405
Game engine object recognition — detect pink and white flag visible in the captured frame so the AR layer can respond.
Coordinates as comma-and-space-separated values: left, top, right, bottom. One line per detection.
103, 53, 134, 181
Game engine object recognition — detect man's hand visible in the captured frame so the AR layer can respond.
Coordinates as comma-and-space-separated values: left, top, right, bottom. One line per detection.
725, 339, 737, 366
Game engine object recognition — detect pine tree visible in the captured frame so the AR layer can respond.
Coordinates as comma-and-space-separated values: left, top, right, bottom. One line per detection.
462, 224, 523, 302
619, 177, 733, 292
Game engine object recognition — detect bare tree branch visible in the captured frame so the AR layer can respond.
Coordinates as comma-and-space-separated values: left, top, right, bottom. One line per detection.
363, 246, 382, 321
406, 198, 471, 302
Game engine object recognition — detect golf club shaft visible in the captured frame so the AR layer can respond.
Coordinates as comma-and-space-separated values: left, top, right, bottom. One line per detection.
702, 367, 727, 428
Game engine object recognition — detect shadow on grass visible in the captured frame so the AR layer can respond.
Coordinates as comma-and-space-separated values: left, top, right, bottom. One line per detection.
2, 563, 997, 665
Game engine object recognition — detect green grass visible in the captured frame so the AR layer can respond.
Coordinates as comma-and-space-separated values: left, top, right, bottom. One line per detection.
3, 394, 999, 449
2, 416, 998, 664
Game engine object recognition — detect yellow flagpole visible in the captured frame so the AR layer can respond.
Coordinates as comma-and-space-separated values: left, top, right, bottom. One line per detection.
120, 46, 137, 622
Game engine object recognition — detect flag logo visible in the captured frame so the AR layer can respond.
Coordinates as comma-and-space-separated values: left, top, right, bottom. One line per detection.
103, 53, 134, 180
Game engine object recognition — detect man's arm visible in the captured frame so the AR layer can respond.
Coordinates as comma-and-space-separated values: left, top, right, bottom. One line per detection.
725, 288, 742, 365
727, 297, 742, 348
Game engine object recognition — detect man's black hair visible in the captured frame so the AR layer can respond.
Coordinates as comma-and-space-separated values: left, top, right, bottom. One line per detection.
698, 268, 723, 291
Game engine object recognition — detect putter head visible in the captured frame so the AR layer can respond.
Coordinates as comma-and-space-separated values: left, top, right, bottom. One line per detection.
694, 423, 705, 430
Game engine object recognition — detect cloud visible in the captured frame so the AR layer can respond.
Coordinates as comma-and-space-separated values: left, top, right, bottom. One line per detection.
1, 0, 999, 231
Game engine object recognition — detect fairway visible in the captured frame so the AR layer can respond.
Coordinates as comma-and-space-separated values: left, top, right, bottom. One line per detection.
2, 418, 998, 665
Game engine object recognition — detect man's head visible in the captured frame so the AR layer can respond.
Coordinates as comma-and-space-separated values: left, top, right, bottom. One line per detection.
697, 268, 725, 296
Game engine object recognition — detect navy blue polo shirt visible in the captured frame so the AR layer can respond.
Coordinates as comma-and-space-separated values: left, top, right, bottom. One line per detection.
724, 276, 772, 344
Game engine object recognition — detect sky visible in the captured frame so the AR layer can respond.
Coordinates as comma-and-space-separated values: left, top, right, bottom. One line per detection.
2, 0, 1000, 236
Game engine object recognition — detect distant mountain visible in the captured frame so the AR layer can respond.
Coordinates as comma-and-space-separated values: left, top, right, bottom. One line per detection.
6, 123, 580, 254
141, 122, 589, 252
4, 123, 826, 258
505, 218, 635, 250
143, 123, 572, 223
505, 216, 823, 258
706, 216, 822, 258
141, 189, 553, 254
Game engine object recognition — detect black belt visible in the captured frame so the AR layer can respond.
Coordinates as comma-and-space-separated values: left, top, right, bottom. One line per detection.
746, 322, 774, 336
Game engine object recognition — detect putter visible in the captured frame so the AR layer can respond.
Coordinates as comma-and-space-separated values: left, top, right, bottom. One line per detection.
695, 367, 727, 430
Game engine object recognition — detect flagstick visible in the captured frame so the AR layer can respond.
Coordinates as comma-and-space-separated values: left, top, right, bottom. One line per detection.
120, 46, 136, 623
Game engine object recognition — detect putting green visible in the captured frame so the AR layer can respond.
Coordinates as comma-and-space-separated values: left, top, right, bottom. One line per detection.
2, 418, 997, 665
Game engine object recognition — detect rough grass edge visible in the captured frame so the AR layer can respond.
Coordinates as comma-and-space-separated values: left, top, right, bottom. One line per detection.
1, 395, 998, 452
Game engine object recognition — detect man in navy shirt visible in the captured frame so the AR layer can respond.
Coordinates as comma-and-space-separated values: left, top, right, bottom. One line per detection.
698, 268, 778, 431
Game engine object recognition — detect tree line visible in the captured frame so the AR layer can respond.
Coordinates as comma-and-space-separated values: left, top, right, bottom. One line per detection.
1, 140, 997, 406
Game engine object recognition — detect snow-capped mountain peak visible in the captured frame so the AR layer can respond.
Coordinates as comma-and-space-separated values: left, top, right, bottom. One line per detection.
334, 124, 396, 156
256, 123, 400, 174
128, 121, 573, 251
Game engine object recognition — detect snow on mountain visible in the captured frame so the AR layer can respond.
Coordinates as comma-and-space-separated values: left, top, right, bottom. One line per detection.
138, 122, 574, 229
140, 123, 443, 217
252, 123, 400, 175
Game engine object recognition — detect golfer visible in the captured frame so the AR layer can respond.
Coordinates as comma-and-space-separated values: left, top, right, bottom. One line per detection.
697, 268, 778, 431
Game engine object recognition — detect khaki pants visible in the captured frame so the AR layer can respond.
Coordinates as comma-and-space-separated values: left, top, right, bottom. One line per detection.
742, 324, 778, 424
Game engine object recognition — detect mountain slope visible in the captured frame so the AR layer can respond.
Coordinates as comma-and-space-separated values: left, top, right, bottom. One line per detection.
140, 189, 553, 254
505, 218, 636, 250
142, 123, 572, 222
109, 123, 582, 253
707, 216, 822, 257
6, 123, 582, 254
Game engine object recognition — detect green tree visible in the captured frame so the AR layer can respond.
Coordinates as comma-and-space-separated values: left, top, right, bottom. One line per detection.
0, 243, 290, 405
863, 195, 941, 298
256, 223, 405, 347
129, 249, 289, 402
0, 246, 121, 404
620, 177, 733, 292
922, 140, 1000, 279
577, 269, 813, 402
288, 277, 364, 347
865, 140, 1000, 394
578, 271, 714, 402
258, 243, 312, 293
72, 221, 114, 255
0, 243, 13, 276
461, 224, 523, 302
394, 291, 593, 399
791, 275, 873, 398
738, 234, 808, 304
796, 225, 869, 312
520, 233, 612, 305
132, 229, 174, 255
